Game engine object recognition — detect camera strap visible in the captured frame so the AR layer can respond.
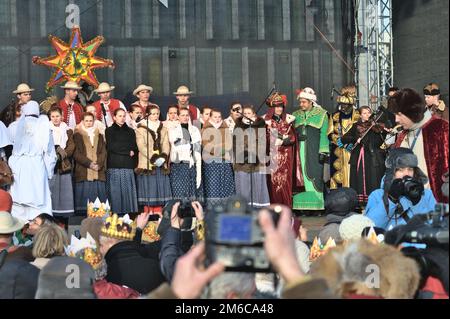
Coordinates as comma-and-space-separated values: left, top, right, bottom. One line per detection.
384, 193, 411, 225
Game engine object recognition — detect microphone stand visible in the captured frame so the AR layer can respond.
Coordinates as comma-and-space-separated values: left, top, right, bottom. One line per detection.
100, 102, 108, 128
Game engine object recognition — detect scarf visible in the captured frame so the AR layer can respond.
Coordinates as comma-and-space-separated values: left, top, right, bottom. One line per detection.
209, 120, 223, 130
81, 123, 96, 146
49, 121, 69, 149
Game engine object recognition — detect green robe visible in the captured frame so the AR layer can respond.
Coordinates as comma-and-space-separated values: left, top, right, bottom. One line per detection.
292, 105, 329, 210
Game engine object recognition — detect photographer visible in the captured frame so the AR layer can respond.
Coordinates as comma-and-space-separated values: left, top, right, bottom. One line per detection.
365, 148, 436, 229
159, 200, 205, 282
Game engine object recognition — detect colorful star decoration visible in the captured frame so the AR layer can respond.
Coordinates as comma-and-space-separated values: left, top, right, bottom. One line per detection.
32, 26, 115, 91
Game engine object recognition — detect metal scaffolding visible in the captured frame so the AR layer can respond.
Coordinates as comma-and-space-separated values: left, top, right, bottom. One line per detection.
355, 0, 394, 109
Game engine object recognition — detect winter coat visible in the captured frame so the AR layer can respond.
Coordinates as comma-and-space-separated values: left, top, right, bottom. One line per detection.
201, 121, 233, 162
0, 259, 40, 299
73, 127, 107, 182
135, 121, 170, 174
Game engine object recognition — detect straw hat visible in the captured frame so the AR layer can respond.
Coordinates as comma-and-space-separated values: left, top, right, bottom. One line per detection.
133, 84, 153, 96
94, 82, 115, 94
0, 211, 25, 234
173, 85, 193, 95
60, 81, 82, 90
12, 83, 34, 94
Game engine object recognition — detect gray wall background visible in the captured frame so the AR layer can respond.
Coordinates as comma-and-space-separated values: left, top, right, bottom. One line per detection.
392, 0, 449, 104
0, 0, 354, 114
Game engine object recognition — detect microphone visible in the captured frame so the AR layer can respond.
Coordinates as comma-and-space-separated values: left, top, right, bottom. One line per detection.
331, 85, 335, 100
100, 103, 107, 118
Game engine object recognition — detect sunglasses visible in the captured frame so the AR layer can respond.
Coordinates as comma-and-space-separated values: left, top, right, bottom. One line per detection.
424, 89, 440, 96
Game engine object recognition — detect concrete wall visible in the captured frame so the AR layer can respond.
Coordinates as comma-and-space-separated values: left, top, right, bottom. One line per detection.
392, 0, 449, 103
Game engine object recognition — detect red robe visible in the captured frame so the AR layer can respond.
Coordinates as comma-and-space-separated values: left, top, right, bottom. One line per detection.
92, 99, 122, 121
395, 116, 449, 202
265, 112, 300, 208
58, 99, 83, 125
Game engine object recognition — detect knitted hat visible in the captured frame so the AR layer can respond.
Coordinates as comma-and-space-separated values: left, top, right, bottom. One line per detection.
388, 88, 426, 123
339, 215, 375, 241
325, 188, 359, 216
383, 147, 428, 191
0, 190, 12, 212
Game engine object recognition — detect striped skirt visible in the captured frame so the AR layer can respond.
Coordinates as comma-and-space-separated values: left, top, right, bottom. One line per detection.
106, 168, 138, 214
75, 180, 108, 214
49, 173, 74, 216
136, 168, 172, 206
203, 162, 235, 209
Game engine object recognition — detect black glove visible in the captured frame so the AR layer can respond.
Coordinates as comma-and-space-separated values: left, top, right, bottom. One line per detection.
319, 153, 329, 165
389, 178, 405, 203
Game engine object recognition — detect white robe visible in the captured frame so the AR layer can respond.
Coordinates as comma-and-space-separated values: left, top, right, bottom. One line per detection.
9, 115, 57, 220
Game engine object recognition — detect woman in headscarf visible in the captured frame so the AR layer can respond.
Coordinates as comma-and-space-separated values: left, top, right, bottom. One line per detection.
48, 106, 75, 217
8, 101, 57, 220
73, 112, 108, 216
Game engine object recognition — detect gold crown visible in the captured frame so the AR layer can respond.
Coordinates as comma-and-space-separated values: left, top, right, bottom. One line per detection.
65, 233, 103, 270
309, 237, 337, 261
142, 221, 161, 243
101, 213, 136, 240
337, 93, 356, 105
365, 227, 384, 245
87, 198, 111, 219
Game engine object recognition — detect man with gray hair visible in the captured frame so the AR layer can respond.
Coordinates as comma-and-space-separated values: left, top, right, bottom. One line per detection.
206, 272, 256, 299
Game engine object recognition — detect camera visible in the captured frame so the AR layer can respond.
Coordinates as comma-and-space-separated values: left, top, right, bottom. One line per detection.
389, 176, 424, 204
177, 200, 197, 219
204, 195, 279, 272
385, 203, 449, 248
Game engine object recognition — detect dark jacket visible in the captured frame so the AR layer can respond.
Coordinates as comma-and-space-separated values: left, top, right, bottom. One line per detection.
159, 227, 185, 283
73, 128, 107, 182
104, 240, 166, 294
105, 123, 138, 169
233, 116, 268, 173
0, 259, 40, 299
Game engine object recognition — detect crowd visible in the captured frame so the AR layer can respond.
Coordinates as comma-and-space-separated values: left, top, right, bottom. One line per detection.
0, 79, 448, 299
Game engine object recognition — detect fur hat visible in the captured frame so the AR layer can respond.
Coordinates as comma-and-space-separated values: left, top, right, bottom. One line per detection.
388, 88, 426, 123
309, 239, 421, 298
383, 148, 428, 191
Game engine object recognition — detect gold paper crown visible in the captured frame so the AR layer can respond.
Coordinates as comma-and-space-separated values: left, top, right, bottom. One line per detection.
65, 233, 103, 270
101, 213, 136, 240
365, 227, 384, 245
337, 93, 356, 105
309, 237, 337, 261
87, 198, 111, 219
142, 221, 161, 243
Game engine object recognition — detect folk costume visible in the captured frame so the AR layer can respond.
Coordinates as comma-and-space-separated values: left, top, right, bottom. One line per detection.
233, 115, 271, 208
131, 84, 159, 116
202, 120, 235, 208
173, 86, 201, 121
105, 123, 139, 214
168, 122, 202, 202
135, 119, 172, 207
73, 124, 108, 215
58, 82, 84, 130
92, 83, 127, 127
292, 88, 329, 210
49, 122, 75, 216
